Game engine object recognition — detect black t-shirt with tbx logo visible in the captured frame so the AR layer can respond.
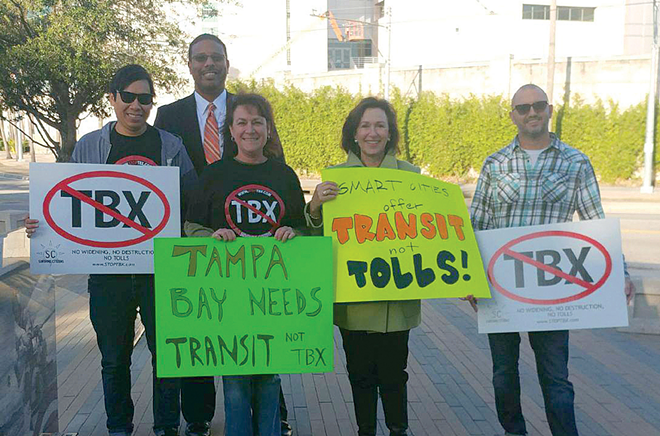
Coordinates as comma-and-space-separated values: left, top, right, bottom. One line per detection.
187, 158, 306, 236
107, 125, 162, 166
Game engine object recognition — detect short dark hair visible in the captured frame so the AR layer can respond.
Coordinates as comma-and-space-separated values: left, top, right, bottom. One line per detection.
223, 93, 284, 160
188, 33, 228, 60
109, 64, 155, 97
341, 97, 399, 156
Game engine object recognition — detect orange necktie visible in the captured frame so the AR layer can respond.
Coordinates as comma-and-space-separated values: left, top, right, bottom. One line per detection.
203, 103, 221, 164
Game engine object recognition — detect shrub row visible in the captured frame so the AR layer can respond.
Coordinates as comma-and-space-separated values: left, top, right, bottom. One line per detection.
228, 80, 658, 183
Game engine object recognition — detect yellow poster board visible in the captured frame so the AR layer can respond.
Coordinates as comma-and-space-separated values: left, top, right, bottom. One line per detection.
322, 167, 490, 303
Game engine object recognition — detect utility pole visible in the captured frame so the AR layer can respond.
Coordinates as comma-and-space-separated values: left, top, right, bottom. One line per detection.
547, 0, 557, 105
384, 6, 392, 101
642, 0, 659, 193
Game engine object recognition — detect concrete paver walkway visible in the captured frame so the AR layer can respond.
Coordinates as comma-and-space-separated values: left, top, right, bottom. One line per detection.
54, 275, 660, 436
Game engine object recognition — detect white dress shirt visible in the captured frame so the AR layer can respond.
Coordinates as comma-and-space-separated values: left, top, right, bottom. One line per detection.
194, 90, 227, 153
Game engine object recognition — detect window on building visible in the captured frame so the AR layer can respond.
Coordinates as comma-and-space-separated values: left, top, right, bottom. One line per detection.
522, 4, 595, 22
328, 40, 373, 70
523, 4, 548, 20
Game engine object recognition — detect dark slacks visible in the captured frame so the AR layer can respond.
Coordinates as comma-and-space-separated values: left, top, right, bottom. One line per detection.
89, 274, 180, 434
181, 376, 216, 424
340, 328, 410, 436
488, 330, 578, 436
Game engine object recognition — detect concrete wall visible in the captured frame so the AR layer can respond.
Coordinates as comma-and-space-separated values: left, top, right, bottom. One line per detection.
277, 54, 653, 108
0, 260, 58, 436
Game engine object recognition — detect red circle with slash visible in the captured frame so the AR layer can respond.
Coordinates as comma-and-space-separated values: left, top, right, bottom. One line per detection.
225, 184, 284, 237
43, 171, 170, 248
487, 231, 612, 305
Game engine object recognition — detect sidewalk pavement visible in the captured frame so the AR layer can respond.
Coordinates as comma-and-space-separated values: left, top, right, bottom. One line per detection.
0, 154, 55, 179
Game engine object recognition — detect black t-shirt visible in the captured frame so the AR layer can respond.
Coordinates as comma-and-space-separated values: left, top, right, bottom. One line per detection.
107, 125, 162, 166
187, 158, 306, 236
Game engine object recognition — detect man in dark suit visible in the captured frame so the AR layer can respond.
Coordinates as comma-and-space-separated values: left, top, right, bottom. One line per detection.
155, 34, 232, 176
154, 33, 229, 436
154, 34, 293, 436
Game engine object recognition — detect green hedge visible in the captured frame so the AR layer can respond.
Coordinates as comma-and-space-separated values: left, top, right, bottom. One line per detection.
228, 80, 658, 183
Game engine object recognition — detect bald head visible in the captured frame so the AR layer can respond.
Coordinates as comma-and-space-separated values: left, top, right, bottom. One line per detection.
511, 84, 548, 107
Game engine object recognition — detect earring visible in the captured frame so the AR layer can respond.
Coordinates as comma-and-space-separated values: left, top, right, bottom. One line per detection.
354, 139, 358, 143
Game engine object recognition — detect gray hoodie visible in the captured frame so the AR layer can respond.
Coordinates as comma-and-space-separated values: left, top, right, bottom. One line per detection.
70, 121, 198, 217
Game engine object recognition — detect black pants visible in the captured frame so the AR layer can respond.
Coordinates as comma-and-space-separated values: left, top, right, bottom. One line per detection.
340, 329, 410, 436
181, 376, 216, 424
88, 274, 180, 433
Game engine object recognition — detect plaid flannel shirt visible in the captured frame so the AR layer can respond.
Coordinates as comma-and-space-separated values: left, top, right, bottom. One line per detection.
470, 134, 604, 231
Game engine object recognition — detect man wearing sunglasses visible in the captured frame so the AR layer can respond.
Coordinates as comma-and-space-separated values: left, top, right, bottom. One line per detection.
467, 84, 635, 436
25, 65, 198, 436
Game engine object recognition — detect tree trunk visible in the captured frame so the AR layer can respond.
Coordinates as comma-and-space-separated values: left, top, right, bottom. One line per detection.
58, 117, 78, 162
29, 118, 36, 162
10, 119, 19, 161
0, 116, 11, 159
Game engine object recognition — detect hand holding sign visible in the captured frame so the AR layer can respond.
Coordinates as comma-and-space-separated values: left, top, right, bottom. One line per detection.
212, 228, 237, 242
309, 181, 339, 218
274, 226, 296, 242
461, 294, 479, 312
25, 216, 39, 238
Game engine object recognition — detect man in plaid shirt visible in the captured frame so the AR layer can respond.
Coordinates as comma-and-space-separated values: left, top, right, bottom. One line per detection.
468, 84, 635, 436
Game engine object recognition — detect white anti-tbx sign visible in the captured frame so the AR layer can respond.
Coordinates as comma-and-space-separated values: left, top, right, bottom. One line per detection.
476, 219, 628, 333
30, 163, 181, 274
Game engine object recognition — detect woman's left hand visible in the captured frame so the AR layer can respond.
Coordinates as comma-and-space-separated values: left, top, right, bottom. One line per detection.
274, 226, 296, 242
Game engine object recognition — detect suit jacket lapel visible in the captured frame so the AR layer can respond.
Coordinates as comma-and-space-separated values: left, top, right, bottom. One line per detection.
184, 94, 202, 150
182, 94, 206, 169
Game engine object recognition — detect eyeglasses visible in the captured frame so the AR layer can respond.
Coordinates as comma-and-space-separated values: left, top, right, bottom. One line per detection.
191, 54, 226, 63
118, 91, 153, 105
513, 101, 548, 115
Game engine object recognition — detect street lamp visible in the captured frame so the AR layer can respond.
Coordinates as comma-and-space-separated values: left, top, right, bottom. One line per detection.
642, 0, 658, 194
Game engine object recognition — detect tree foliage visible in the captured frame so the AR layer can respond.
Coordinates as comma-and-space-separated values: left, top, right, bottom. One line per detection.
227, 81, 652, 183
0, 0, 205, 160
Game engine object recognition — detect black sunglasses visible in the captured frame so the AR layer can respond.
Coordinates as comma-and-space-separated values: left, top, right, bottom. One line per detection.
513, 101, 548, 115
118, 91, 153, 105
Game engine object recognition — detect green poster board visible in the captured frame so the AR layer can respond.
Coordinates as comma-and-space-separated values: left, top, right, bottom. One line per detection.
322, 167, 490, 303
154, 237, 334, 377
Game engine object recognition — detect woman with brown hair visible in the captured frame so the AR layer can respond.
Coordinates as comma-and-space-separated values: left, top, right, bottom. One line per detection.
306, 97, 420, 436
185, 93, 305, 436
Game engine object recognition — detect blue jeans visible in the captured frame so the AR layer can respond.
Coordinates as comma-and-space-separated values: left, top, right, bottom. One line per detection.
488, 330, 578, 436
223, 375, 281, 436
89, 274, 181, 434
